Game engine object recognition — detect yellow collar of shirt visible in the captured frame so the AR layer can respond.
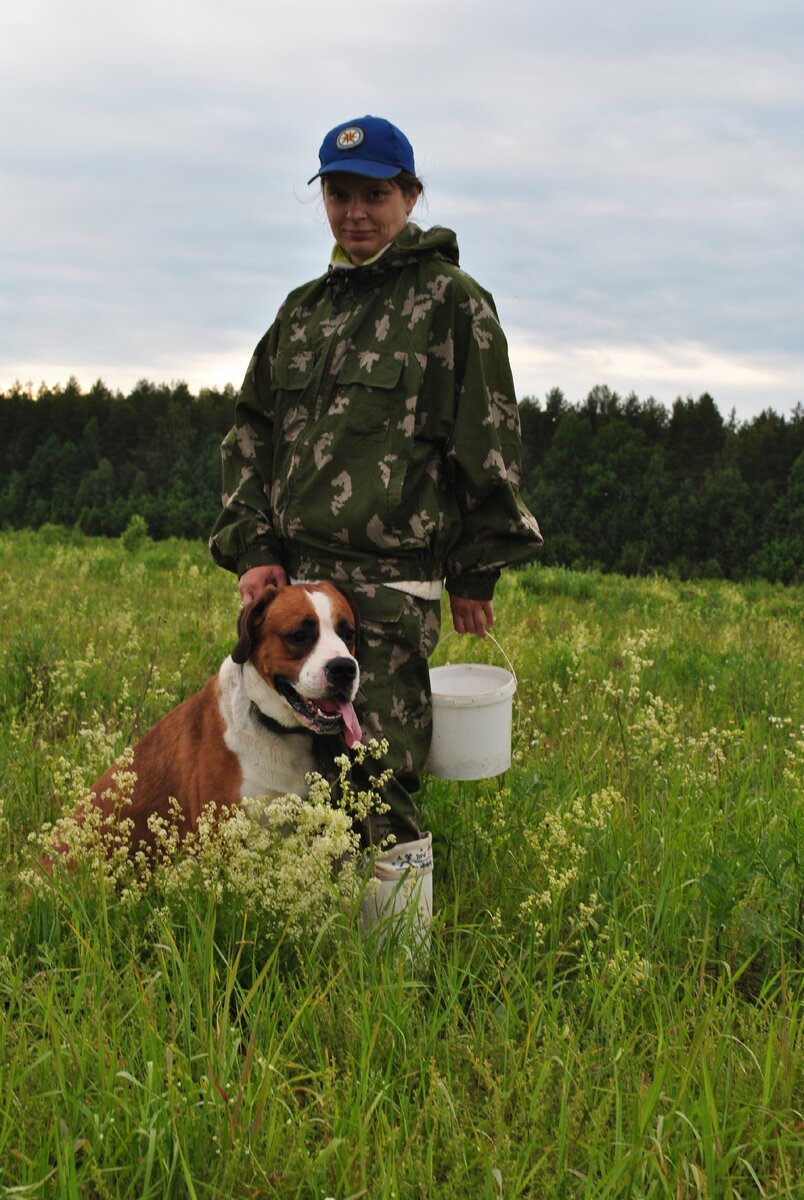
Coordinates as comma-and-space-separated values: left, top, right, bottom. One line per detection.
330, 241, 392, 269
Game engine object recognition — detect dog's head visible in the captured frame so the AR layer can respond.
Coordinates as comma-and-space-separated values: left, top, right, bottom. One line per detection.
232, 582, 362, 747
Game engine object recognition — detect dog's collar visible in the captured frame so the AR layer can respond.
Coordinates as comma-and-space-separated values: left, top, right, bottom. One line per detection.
250, 703, 310, 738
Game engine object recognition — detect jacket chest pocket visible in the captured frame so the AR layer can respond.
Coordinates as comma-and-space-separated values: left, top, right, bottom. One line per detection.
330, 353, 405, 440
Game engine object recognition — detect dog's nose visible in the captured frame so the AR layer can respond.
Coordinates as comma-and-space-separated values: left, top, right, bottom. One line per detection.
325, 656, 358, 691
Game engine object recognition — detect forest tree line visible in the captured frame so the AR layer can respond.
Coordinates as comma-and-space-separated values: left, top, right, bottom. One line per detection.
1, 377, 802, 582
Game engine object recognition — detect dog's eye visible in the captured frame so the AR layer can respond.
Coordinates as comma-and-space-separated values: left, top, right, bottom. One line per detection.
337, 620, 356, 647
284, 628, 315, 647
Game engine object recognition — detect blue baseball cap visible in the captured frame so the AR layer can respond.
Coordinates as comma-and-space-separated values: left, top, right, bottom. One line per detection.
308, 116, 416, 184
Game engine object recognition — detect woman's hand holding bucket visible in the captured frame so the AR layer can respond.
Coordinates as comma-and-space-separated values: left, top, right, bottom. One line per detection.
449, 595, 494, 637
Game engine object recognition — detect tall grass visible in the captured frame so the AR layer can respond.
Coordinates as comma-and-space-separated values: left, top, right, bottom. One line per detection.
1, 529, 801, 1198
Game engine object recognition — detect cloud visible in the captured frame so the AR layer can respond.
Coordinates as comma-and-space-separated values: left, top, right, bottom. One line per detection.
2, 0, 802, 422
506, 332, 803, 413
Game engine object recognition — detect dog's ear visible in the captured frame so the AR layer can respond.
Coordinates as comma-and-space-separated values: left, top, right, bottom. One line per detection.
333, 583, 361, 656
231, 586, 279, 664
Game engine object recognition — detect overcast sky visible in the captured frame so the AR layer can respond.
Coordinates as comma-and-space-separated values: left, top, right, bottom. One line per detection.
2, 0, 802, 423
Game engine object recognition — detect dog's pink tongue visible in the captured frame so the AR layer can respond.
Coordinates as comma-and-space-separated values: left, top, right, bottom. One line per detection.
339, 701, 362, 749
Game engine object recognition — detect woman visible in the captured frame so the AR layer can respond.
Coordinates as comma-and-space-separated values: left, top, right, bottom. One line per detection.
210, 115, 542, 933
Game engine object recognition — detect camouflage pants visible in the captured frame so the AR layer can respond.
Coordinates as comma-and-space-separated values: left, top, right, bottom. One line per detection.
315, 584, 442, 848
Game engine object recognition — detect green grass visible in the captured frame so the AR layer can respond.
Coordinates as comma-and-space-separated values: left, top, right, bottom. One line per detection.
1, 529, 802, 1198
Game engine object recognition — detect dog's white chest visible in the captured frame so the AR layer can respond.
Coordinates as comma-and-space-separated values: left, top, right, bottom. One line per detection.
216, 658, 315, 802
236, 730, 315, 801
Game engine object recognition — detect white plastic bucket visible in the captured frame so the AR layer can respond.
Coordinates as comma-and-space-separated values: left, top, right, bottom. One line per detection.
425, 656, 517, 780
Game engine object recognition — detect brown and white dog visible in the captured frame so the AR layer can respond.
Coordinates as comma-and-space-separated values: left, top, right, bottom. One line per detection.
84, 582, 361, 854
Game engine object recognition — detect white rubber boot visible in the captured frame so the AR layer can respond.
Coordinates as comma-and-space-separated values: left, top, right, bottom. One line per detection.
360, 832, 433, 954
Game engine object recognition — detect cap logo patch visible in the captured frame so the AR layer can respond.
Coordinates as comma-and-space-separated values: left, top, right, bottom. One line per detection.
336, 126, 364, 151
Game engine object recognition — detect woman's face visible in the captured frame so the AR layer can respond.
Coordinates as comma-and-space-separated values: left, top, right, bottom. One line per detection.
323, 173, 418, 264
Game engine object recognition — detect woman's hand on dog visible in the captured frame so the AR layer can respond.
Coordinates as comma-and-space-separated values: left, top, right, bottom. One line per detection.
239, 565, 289, 605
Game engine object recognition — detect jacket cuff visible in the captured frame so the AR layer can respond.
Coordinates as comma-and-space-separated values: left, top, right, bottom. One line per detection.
445, 571, 499, 602
236, 545, 286, 578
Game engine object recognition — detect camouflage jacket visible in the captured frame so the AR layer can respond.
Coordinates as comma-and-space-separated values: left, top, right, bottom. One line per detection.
209, 224, 542, 600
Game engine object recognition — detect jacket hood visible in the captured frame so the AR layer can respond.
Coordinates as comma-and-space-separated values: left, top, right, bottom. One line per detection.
386, 223, 460, 266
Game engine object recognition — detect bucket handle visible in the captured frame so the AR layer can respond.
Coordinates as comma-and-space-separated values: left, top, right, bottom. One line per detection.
433, 630, 517, 690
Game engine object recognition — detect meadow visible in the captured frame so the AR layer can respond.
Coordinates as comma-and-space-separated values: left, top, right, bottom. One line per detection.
0, 527, 801, 1199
